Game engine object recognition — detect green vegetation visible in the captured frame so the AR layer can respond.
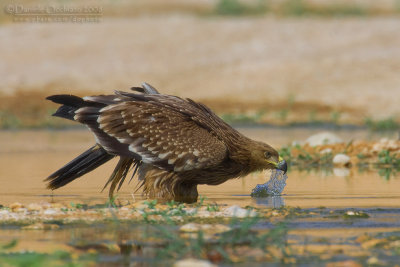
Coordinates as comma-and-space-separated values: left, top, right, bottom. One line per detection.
220, 110, 266, 124
149, 218, 289, 262
0, 240, 97, 267
0, 111, 21, 129
377, 150, 400, 166
330, 111, 341, 125
278, 143, 400, 180
213, 0, 400, 17
278, 144, 333, 167
3, 200, 400, 265
365, 117, 400, 131
276, 109, 289, 122
214, 0, 267, 16
279, 0, 366, 17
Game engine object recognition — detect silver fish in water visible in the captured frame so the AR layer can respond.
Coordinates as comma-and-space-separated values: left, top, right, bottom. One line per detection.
251, 169, 288, 197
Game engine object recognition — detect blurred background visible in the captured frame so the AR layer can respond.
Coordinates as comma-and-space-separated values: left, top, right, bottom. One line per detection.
0, 0, 400, 205
1, 3, 400, 264
0, 0, 399, 129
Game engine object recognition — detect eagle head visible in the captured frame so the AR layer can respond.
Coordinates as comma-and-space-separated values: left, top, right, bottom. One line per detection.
249, 142, 287, 174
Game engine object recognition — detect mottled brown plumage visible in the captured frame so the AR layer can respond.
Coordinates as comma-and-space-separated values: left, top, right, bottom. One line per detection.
46, 83, 287, 203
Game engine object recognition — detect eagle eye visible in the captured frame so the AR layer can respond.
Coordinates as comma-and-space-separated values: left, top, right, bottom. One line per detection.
264, 151, 271, 158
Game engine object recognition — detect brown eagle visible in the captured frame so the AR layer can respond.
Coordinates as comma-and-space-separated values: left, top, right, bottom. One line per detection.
46, 83, 287, 203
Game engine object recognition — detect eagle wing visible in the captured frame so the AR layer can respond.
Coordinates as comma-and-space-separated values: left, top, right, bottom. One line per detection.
75, 97, 228, 172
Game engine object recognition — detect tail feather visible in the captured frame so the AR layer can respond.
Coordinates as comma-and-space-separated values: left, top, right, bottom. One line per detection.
46, 145, 114, 189
45, 84, 158, 194
46, 94, 103, 121
102, 157, 140, 198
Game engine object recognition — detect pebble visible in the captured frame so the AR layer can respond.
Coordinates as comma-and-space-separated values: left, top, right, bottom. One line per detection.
361, 238, 387, 249
27, 203, 42, 212
14, 208, 27, 213
320, 148, 333, 154
366, 256, 385, 266
389, 240, 400, 248
197, 210, 211, 218
43, 209, 59, 215
173, 258, 216, 267
223, 205, 257, 218
0, 209, 10, 216
206, 250, 222, 263
10, 202, 23, 211
333, 154, 351, 166
305, 132, 343, 146
355, 234, 370, 243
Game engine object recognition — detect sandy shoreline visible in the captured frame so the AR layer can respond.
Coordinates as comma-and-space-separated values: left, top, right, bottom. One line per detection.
1, 15, 400, 122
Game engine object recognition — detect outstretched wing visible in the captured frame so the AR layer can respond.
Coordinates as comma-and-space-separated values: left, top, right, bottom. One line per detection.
76, 99, 228, 172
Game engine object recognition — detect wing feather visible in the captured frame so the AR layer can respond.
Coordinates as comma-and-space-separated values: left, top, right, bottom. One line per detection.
97, 101, 227, 172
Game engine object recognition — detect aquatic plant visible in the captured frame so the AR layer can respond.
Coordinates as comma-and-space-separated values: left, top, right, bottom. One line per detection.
377, 150, 400, 166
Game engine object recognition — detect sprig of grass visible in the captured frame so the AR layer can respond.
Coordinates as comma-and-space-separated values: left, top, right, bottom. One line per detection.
365, 117, 400, 131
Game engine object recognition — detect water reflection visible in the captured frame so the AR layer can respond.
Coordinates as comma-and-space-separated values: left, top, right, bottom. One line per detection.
253, 195, 285, 208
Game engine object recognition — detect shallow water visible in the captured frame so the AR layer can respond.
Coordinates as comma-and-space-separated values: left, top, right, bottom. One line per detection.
1, 129, 400, 265
0, 128, 399, 207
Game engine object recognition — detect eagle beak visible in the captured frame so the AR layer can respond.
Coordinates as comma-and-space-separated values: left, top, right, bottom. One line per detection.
266, 156, 288, 174
276, 156, 287, 174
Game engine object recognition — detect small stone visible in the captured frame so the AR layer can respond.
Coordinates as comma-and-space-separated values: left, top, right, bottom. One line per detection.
0, 210, 10, 216
372, 143, 383, 153
207, 250, 222, 263
333, 154, 351, 166
305, 132, 343, 147
223, 205, 257, 218
387, 140, 399, 150
14, 208, 27, 213
174, 258, 216, 267
389, 240, 400, 248
361, 238, 387, 249
355, 234, 370, 243
197, 210, 211, 218
10, 202, 23, 211
180, 223, 200, 232
366, 256, 385, 266
27, 203, 42, 212
320, 148, 332, 154
185, 208, 197, 215
43, 209, 59, 215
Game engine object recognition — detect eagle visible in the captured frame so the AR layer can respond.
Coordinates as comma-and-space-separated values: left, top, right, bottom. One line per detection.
46, 83, 287, 203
